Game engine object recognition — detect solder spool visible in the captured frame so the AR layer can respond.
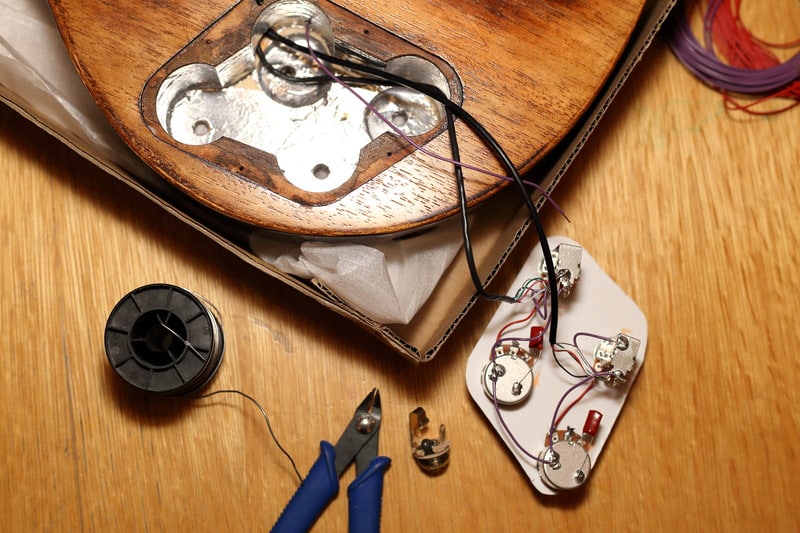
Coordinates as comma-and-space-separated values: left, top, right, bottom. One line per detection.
104, 284, 225, 395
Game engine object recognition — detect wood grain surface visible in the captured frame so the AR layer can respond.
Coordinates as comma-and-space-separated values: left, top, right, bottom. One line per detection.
2, 9, 800, 533
48, 0, 644, 235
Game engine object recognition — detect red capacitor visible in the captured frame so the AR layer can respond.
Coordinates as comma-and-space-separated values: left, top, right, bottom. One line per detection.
529, 326, 545, 353
583, 410, 603, 437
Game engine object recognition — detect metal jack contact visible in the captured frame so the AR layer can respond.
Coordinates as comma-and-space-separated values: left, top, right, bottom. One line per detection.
409, 407, 451, 474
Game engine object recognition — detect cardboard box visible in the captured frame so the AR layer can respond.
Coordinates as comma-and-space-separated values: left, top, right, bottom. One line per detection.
0, 0, 674, 362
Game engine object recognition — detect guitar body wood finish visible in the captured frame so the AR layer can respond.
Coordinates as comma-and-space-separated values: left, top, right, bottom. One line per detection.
49, 0, 645, 236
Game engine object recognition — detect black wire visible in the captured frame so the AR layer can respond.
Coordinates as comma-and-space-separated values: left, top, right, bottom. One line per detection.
259, 30, 560, 343
255, 34, 391, 87
256, 39, 405, 92
447, 108, 515, 303
255, 40, 329, 85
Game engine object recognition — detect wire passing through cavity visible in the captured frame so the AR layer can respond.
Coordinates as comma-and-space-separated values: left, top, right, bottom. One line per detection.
257, 20, 563, 343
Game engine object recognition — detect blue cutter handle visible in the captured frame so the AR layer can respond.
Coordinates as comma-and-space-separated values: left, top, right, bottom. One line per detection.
347, 456, 391, 533
272, 441, 339, 533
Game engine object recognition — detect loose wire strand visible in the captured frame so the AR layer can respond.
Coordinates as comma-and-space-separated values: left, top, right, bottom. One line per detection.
153, 316, 303, 482
668, 1, 800, 91
262, 25, 562, 343
193, 389, 304, 483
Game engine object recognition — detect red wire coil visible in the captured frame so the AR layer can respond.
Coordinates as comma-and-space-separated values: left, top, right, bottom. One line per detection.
711, 0, 800, 114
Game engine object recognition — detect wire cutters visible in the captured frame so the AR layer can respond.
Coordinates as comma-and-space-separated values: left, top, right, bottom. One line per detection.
272, 388, 390, 533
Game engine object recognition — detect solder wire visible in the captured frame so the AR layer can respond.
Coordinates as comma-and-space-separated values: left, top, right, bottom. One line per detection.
154, 310, 302, 483
193, 389, 304, 483
261, 24, 561, 344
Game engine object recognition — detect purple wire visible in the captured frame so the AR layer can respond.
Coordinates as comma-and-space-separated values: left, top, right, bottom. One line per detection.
702, 0, 723, 53
490, 366, 613, 465
496, 336, 536, 345
491, 372, 550, 464
573, 331, 612, 347
667, 1, 800, 93
488, 308, 614, 464
488, 286, 550, 464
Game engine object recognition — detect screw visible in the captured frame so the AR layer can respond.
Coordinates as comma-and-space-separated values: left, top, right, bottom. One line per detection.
547, 451, 561, 469
616, 335, 630, 351
355, 413, 376, 434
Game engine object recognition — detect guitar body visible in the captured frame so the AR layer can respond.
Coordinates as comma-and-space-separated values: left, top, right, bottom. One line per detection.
48, 0, 645, 237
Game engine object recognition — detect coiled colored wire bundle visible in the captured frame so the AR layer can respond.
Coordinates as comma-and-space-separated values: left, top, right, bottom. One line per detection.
667, 0, 800, 114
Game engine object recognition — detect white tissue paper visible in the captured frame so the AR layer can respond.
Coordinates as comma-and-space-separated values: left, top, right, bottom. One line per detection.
251, 222, 462, 325
0, 0, 463, 325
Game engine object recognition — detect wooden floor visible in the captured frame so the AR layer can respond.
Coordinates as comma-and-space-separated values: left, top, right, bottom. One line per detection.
1, 11, 799, 533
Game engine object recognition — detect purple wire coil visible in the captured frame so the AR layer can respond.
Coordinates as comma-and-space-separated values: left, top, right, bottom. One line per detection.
666, 1, 800, 94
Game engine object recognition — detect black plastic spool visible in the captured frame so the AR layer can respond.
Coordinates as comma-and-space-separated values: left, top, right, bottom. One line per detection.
104, 284, 225, 395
